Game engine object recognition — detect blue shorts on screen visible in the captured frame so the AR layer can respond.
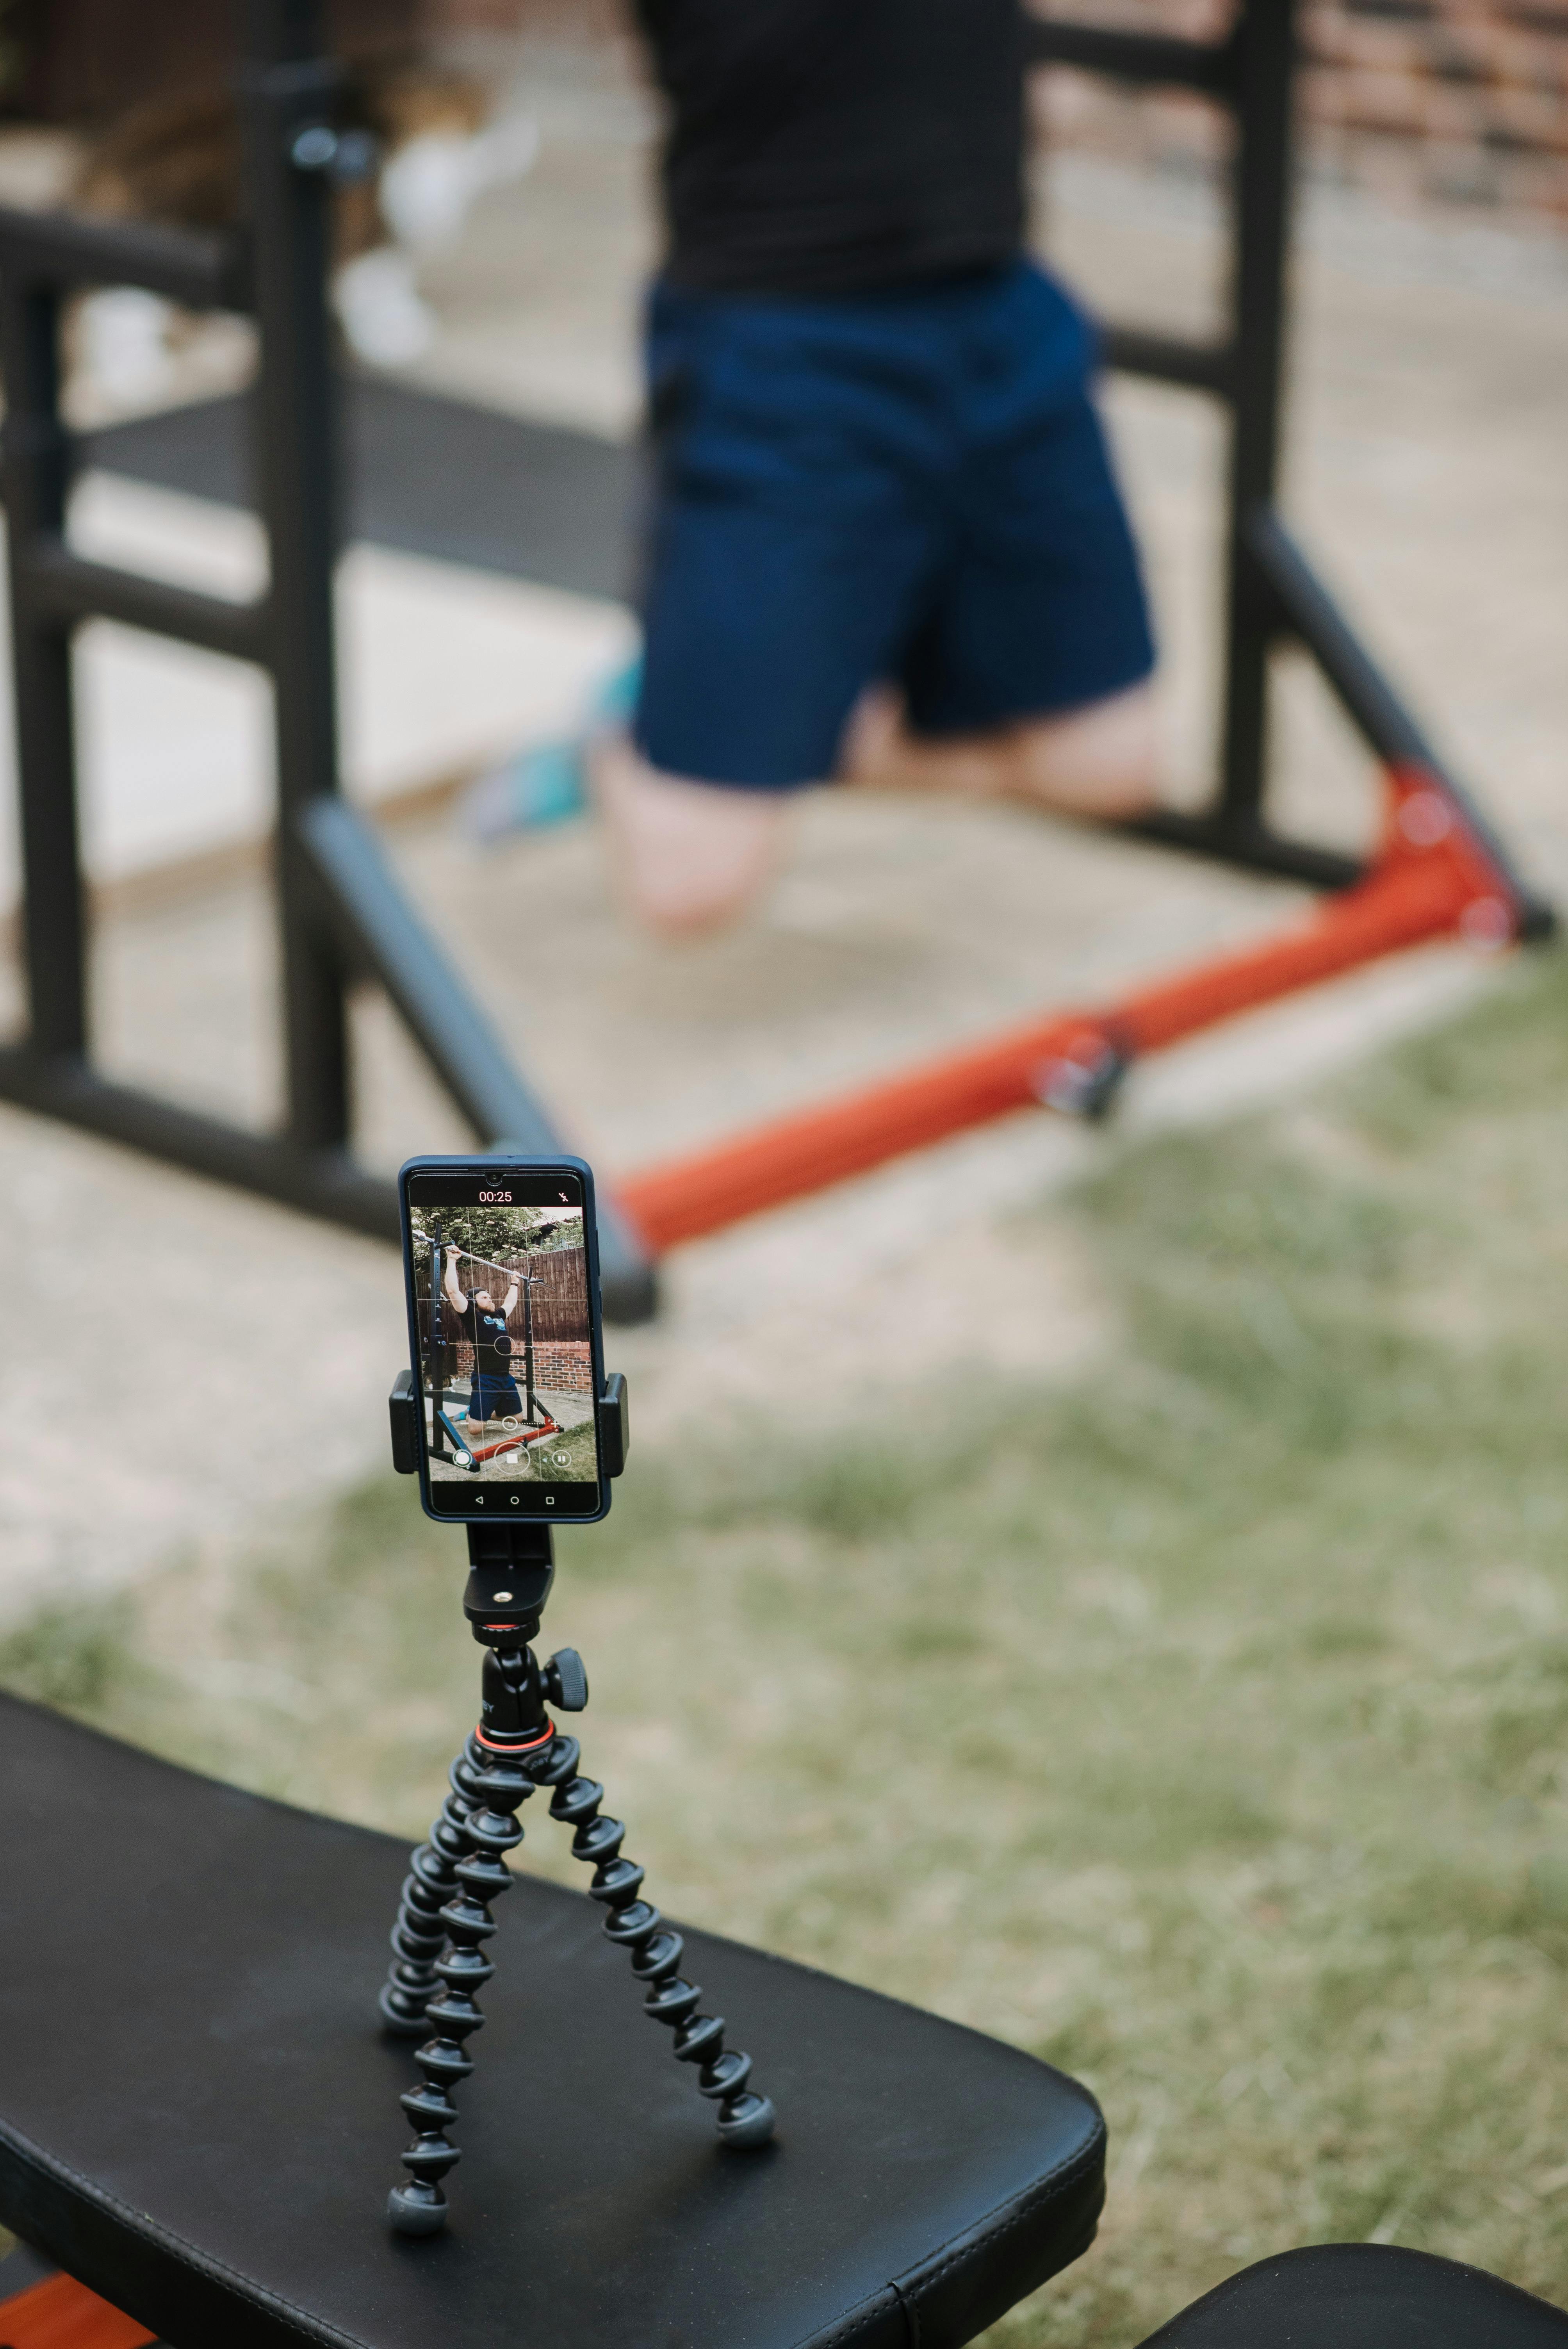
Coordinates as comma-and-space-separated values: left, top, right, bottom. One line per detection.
633, 258, 1155, 793
467, 1370, 523, 1423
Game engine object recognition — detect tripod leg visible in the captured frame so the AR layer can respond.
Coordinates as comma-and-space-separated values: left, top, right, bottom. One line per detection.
531, 1733, 775, 2149
386, 1740, 532, 2235
378, 1745, 482, 2037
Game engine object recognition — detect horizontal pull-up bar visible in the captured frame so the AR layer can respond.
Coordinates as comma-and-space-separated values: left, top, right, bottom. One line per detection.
425, 1245, 554, 1283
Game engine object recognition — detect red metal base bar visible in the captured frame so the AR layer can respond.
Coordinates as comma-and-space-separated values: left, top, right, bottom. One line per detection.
463, 1414, 561, 1465
616, 770, 1520, 1255
0, 2270, 155, 2349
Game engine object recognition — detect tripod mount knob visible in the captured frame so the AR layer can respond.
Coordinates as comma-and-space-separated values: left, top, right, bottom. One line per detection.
543, 1648, 588, 1712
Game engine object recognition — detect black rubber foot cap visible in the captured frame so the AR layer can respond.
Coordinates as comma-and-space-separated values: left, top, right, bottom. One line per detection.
378, 1984, 432, 2038
718, 2092, 776, 2149
388, 2182, 448, 2236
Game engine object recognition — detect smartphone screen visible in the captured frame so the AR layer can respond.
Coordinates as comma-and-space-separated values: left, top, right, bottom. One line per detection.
400, 1157, 607, 1522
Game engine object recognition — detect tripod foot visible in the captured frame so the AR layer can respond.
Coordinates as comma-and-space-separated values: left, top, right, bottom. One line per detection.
388, 2180, 449, 2237
717, 2091, 776, 2149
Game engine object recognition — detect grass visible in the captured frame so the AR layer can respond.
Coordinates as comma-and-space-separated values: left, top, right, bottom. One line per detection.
5, 949, 1568, 2340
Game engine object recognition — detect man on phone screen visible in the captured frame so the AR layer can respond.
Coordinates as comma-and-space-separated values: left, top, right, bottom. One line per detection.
443, 1253, 522, 1424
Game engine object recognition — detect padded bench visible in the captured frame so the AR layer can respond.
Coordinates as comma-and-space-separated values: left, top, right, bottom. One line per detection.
0, 1695, 1104, 2349
1140, 2242, 1568, 2346
7, 2226, 1568, 2349
4, 1697, 1566, 2349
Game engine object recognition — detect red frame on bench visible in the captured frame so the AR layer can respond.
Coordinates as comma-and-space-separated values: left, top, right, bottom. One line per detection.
0, 2268, 154, 2349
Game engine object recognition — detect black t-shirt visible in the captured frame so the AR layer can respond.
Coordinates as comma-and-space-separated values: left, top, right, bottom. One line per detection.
458, 1296, 513, 1379
632, 0, 1027, 296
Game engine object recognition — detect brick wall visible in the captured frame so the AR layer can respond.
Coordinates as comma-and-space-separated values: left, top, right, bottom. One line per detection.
1305, 0, 1568, 216
1029, 0, 1568, 223
533, 1340, 593, 1397
432, 1338, 592, 1395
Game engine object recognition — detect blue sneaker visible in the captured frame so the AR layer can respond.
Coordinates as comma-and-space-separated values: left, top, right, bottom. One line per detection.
462, 656, 642, 842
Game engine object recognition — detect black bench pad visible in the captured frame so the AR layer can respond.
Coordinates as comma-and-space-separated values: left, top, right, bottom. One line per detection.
1139, 2243, 1568, 2346
0, 1696, 1104, 2349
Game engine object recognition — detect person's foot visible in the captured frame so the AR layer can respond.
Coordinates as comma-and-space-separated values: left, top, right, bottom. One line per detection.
592, 733, 793, 938
463, 737, 590, 841
461, 657, 642, 843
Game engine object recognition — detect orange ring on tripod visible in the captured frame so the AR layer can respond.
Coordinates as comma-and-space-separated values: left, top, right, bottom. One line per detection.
474, 1721, 556, 1753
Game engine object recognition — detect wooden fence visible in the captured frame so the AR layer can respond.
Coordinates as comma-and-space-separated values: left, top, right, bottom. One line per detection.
413, 1244, 590, 1355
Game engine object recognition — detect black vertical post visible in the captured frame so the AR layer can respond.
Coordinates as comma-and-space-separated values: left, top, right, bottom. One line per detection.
1216, 0, 1296, 839
430, 1223, 448, 1459
521, 1274, 538, 1427
235, 0, 351, 1150
0, 278, 87, 1060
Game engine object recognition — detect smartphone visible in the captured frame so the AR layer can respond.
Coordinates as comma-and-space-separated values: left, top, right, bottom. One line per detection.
399, 1154, 611, 1525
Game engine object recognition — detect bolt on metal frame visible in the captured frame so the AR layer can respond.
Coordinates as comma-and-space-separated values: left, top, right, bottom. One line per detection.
0, 0, 1549, 1315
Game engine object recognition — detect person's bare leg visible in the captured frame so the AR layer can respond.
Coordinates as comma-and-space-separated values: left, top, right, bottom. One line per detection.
843, 680, 1159, 822
589, 681, 1156, 940
592, 731, 794, 938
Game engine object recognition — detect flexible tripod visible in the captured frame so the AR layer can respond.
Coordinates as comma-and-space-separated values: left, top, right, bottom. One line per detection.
377, 1516, 776, 2236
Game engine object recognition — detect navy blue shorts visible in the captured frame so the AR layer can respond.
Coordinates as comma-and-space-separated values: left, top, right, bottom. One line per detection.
467, 1370, 522, 1422
634, 259, 1155, 792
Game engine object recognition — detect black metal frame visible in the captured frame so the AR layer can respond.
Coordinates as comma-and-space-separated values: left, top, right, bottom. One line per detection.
0, 2, 1548, 1326
427, 1219, 451, 1464
0, 0, 656, 1321
1025, 0, 1550, 929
